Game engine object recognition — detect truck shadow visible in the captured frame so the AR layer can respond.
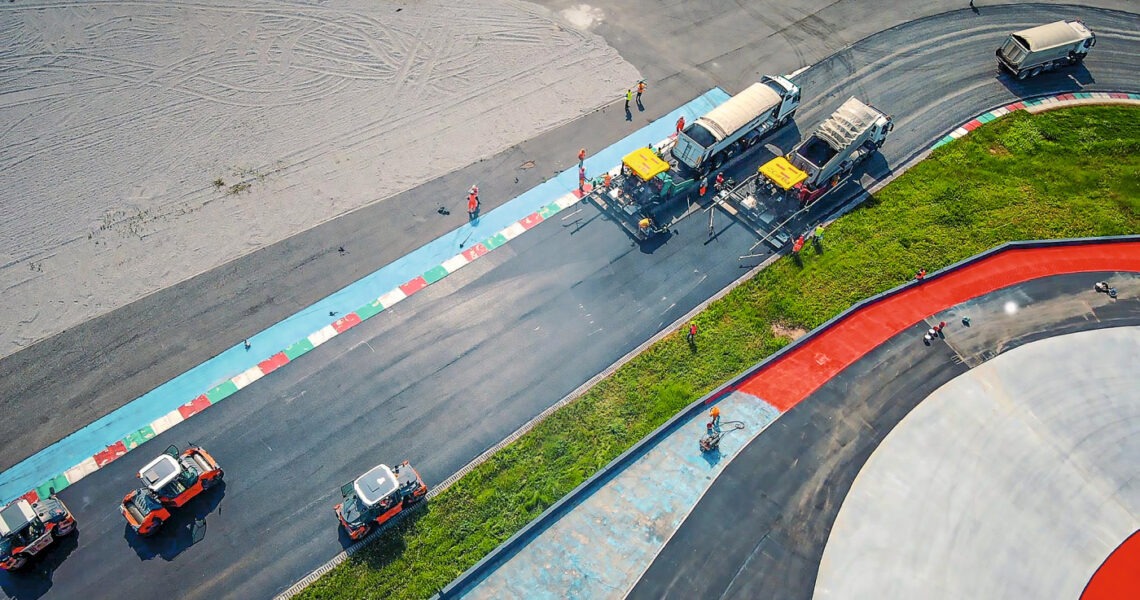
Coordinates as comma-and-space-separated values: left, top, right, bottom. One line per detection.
996, 63, 1095, 95
123, 481, 226, 562
0, 530, 80, 600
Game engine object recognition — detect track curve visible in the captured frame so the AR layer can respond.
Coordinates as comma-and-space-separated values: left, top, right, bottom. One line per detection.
628, 271, 1140, 599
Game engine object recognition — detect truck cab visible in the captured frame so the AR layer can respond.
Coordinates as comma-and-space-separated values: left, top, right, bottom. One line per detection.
335, 461, 427, 540
0, 496, 76, 571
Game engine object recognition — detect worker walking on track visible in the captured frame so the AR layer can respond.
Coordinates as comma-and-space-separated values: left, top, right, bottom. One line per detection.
625, 89, 633, 110
636, 80, 646, 103
578, 148, 586, 167
676, 115, 686, 135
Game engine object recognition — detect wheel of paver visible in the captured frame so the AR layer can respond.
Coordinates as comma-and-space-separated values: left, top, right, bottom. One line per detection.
9, 553, 29, 570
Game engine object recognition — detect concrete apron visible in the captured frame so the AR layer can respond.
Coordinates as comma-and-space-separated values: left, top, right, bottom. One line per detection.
464, 390, 780, 599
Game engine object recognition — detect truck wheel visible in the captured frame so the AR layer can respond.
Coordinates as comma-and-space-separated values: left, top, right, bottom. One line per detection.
9, 554, 29, 570
1028, 67, 1041, 78
1017, 70, 1028, 80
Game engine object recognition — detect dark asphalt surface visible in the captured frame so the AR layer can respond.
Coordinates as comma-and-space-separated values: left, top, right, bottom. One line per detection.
627, 272, 1140, 600
0, 2, 1137, 599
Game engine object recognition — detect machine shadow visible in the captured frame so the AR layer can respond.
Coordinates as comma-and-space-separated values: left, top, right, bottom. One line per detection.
996, 63, 1095, 96
123, 481, 227, 562
0, 531, 80, 600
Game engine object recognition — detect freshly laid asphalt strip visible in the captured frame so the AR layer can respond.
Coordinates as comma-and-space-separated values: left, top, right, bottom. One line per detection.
0, 187, 763, 600
0, 3, 1137, 600
627, 272, 1140, 600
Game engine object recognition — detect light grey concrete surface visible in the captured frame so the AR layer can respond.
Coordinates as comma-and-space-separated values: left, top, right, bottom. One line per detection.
814, 327, 1140, 600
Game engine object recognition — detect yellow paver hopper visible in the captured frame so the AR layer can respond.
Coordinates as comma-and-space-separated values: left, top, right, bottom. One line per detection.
759, 156, 808, 190
622, 147, 671, 181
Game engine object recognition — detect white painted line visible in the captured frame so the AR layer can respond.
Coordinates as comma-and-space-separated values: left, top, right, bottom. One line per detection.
499, 222, 527, 242
554, 194, 578, 209
307, 324, 339, 348
787, 64, 812, 79
377, 288, 407, 308
441, 254, 470, 273
150, 409, 185, 436
231, 365, 265, 390
63, 457, 99, 484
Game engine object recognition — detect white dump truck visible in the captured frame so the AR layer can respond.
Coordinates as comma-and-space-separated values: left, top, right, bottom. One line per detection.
996, 20, 1095, 80
672, 75, 800, 174
756, 97, 892, 205
592, 75, 801, 239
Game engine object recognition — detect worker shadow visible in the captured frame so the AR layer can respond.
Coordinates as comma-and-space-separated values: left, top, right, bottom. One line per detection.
0, 531, 80, 600
636, 97, 645, 112
625, 106, 633, 121
637, 230, 673, 254
124, 482, 226, 562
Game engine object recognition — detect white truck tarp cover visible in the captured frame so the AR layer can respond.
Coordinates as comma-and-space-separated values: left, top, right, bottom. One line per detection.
1014, 20, 1090, 51
815, 97, 882, 151
695, 82, 782, 142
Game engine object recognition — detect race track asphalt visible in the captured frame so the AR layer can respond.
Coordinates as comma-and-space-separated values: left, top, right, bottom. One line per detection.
626, 272, 1140, 599
1, 2, 1138, 599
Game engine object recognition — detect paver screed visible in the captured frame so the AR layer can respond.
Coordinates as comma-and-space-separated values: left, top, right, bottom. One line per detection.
463, 391, 780, 599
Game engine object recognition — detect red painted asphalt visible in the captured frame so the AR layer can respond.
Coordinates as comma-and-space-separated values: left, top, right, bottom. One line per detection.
738, 241, 1140, 411
1082, 530, 1140, 600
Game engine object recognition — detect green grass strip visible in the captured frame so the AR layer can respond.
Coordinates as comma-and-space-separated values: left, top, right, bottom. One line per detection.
297, 106, 1139, 600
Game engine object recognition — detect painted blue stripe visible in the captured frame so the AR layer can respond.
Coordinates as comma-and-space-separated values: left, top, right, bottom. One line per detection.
0, 88, 734, 504
465, 391, 781, 598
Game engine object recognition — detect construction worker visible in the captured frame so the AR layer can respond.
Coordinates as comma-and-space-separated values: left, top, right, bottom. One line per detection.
793, 235, 804, 253
688, 322, 698, 343
709, 406, 720, 428
636, 80, 646, 102
625, 89, 632, 110
467, 192, 479, 219
676, 115, 686, 135
639, 217, 652, 235
699, 176, 707, 197
603, 172, 612, 189
469, 185, 479, 204
578, 148, 586, 166
715, 172, 724, 190
915, 268, 927, 281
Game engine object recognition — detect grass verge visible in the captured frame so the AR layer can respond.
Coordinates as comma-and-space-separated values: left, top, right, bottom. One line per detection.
297, 106, 1139, 599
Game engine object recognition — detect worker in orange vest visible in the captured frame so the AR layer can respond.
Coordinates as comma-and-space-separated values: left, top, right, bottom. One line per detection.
636, 80, 646, 102
715, 172, 724, 190
578, 148, 586, 166
603, 172, 612, 189
676, 115, 685, 134
709, 405, 720, 429
467, 193, 479, 219
793, 235, 804, 253
699, 176, 707, 197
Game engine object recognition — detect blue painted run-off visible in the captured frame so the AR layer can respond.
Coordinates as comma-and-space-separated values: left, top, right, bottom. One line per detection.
462, 391, 780, 599
0, 88, 734, 505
